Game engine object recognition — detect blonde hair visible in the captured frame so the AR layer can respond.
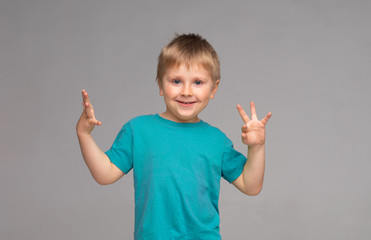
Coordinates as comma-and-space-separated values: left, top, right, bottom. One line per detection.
156, 33, 220, 86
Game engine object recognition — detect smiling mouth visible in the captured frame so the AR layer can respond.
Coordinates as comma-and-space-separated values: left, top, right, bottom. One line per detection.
176, 100, 197, 106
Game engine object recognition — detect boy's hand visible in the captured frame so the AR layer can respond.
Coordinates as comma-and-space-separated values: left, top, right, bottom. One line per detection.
237, 102, 272, 147
76, 89, 102, 135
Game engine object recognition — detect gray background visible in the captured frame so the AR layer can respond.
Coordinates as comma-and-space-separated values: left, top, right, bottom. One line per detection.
1, 0, 370, 239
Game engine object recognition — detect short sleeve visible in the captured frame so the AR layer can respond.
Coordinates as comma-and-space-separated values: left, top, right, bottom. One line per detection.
105, 122, 133, 174
221, 136, 247, 183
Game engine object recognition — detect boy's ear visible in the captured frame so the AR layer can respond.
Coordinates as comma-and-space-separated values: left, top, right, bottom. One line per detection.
210, 80, 220, 99
158, 82, 164, 96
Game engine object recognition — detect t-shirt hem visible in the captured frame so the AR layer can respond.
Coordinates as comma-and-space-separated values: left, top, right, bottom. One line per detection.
104, 151, 130, 174
225, 155, 246, 183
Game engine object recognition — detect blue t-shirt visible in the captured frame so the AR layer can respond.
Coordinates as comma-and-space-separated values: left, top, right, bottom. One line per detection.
105, 114, 246, 240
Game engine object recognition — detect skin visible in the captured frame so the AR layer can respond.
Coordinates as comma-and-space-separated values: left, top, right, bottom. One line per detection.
76, 65, 272, 195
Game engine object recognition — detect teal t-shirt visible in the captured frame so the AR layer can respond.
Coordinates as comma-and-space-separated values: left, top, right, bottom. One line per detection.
105, 114, 246, 240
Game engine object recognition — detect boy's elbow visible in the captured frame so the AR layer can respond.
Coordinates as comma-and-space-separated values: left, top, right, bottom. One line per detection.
244, 186, 263, 196
96, 179, 113, 185
92, 175, 115, 185
245, 189, 261, 196
91, 163, 124, 185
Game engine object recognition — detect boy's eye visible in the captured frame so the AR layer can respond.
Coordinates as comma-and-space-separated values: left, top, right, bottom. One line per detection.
194, 80, 203, 85
172, 79, 181, 84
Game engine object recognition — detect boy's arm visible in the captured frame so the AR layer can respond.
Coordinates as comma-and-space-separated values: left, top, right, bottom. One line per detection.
76, 89, 124, 185
232, 102, 271, 196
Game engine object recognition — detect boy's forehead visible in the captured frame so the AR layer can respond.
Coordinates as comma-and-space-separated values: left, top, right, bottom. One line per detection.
166, 62, 211, 76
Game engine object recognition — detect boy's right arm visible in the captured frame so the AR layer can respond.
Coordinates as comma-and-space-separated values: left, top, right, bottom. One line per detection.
76, 89, 124, 185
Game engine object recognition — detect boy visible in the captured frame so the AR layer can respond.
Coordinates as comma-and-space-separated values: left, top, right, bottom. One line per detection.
76, 34, 272, 240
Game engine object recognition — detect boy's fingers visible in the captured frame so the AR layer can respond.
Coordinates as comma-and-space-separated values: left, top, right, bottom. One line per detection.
241, 124, 248, 133
82, 89, 92, 106
237, 104, 250, 123
81, 89, 86, 102
90, 118, 101, 125
241, 132, 248, 144
81, 90, 96, 118
80, 89, 102, 126
84, 102, 95, 119
261, 112, 272, 125
250, 102, 258, 121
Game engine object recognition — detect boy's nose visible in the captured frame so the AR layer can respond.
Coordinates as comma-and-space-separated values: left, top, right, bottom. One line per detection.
181, 84, 192, 96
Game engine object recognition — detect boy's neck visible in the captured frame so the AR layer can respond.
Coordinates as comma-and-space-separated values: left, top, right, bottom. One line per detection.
159, 112, 201, 123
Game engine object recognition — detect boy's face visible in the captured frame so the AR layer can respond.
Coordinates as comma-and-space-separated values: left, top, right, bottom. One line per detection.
159, 63, 219, 123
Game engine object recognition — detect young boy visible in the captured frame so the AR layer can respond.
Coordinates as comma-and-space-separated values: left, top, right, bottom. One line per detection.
76, 34, 272, 240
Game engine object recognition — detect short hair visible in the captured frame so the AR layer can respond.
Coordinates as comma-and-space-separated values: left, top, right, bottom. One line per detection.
156, 33, 220, 86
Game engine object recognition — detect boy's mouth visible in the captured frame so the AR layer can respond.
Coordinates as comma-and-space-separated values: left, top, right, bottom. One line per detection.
176, 100, 197, 106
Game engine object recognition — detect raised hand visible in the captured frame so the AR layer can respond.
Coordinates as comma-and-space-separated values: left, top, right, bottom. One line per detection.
76, 89, 102, 135
237, 102, 272, 147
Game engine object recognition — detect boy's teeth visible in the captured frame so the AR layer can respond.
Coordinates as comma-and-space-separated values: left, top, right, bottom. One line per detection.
178, 100, 194, 104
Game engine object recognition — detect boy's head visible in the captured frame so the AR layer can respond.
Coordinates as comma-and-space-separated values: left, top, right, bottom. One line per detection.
156, 34, 221, 123
156, 33, 220, 87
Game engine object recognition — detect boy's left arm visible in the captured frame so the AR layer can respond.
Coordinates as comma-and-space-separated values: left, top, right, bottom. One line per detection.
232, 102, 272, 196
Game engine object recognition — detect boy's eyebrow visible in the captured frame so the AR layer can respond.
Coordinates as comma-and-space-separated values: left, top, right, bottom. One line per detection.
166, 73, 210, 81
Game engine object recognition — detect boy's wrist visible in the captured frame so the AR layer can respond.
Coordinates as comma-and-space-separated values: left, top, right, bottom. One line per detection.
248, 143, 265, 152
76, 130, 92, 138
